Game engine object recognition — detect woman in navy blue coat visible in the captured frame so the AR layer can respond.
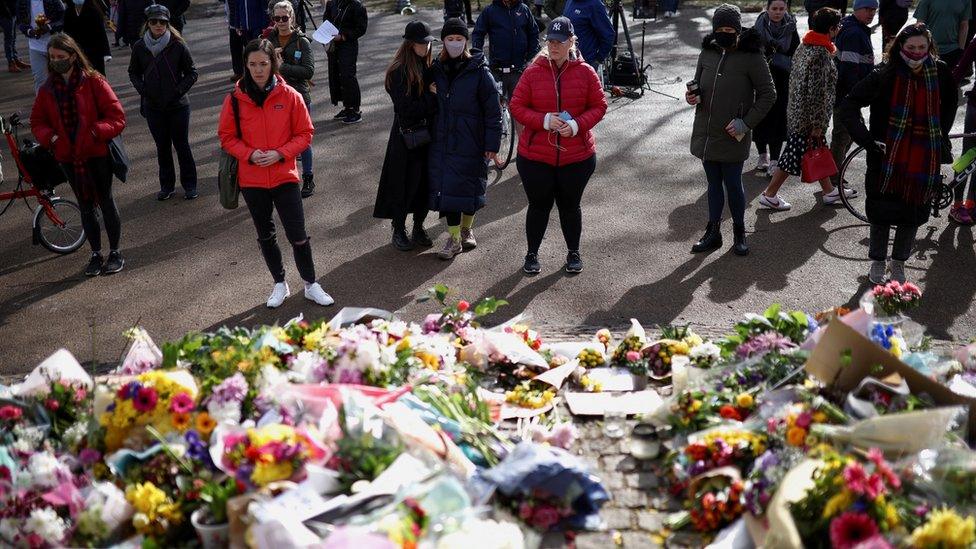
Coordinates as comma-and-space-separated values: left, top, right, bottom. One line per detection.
428, 18, 502, 260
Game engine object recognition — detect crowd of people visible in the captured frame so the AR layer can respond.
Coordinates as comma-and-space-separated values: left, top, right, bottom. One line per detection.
4, 0, 976, 306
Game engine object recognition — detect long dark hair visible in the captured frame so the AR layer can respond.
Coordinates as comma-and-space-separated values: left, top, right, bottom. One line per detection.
241, 39, 280, 83
385, 39, 432, 96
884, 22, 938, 64
46, 34, 100, 78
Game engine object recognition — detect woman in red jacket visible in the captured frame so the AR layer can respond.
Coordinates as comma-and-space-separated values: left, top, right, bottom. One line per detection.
31, 34, 126, 277
218, 38, 333, 309
510, 17, 607, 274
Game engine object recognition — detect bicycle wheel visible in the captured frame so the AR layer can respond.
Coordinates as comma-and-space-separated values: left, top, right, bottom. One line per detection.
838, 146, 869, 223
495, 103, 516, 171
33, 197, 86, 254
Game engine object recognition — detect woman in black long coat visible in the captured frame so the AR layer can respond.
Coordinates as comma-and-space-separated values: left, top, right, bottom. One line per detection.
841, 23, 956, 285
752, 0, 798, 175
374, 20, 437, 251
63, 0, 110, 75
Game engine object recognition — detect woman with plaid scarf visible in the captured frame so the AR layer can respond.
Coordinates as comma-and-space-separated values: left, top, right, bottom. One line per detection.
841, 23, 957, 285
30, 33, 126, 277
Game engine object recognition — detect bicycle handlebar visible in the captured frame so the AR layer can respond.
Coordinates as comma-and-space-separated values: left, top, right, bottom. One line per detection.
948, 132, 976, 139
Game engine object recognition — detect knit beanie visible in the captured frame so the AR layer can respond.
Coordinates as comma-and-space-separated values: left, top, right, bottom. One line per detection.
852, 0, 878, 10
441, 18, 470, 40
712, 4, 742, 33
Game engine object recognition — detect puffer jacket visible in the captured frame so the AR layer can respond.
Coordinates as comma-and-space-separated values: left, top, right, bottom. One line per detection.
268, 29, 314, 103
217, 76, 313, 189
428, 51, 502, 213
471, 0, 540, 69
510, 55, 607, 166
30, 72, 126, 163
786, 42, 836, 135
690, 27, 776, 163
128, 36, 198, 112
834, 14, 874, 107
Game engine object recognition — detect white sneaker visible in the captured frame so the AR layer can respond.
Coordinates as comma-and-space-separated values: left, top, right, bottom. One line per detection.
759, 192, 792, 211
755, 154, 770, 173
267, 282, 290, 308
823, 186, 858, 205
304, 282, 335, 306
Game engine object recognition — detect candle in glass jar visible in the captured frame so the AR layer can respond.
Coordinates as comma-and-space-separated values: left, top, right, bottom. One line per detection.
629, 422, 660, 460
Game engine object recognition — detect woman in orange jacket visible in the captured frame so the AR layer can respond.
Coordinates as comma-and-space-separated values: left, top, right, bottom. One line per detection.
31, 34, 126, 277
218, 38, 334, 309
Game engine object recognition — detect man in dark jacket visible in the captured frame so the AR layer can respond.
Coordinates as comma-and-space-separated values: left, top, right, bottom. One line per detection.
63, 0, 111, 75
472, 0, 539, 99
228, 0, 268, 75
1, 0, 30, 72
563, 0, 614, 76
16, 0, 65, 91
325, 0, 366, 124
830, 0, 876, 184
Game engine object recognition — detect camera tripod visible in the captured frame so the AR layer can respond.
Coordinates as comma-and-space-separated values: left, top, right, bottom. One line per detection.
605, 0, 678, 99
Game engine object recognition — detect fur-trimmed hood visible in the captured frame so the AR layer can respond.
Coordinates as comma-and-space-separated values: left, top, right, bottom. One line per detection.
701, 26, 763, 53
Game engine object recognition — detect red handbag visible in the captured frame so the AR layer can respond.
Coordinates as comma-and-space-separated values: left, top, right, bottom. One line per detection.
801, 140, 838, 183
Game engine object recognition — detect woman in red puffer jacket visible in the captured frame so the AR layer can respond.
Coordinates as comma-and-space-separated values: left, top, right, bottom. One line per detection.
510, 16, 607, 275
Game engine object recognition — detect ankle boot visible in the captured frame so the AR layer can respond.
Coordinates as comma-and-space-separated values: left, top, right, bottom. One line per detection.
732, 224, 749, 256
691, 222, 722, 253
392, 227, 414, 251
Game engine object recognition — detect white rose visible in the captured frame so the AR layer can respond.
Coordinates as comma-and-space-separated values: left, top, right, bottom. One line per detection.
25, 507, 68, 545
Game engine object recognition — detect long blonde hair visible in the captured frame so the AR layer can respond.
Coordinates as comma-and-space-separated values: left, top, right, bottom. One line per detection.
385, 39, 432, 96
139, 19, 185, 42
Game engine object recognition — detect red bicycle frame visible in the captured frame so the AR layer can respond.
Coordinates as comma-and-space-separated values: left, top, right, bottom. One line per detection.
1, 122, 67, 228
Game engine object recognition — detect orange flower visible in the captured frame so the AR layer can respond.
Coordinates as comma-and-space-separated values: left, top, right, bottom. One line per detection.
171, 412, 191, 431
787, 426, 807, 446
195, 412, 217, 437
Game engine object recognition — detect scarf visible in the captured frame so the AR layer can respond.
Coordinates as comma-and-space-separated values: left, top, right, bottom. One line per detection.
802, 31, 836, 54
241, 75, 276, 107
51, 70, 97, 201
880, 60, 942, 205
143, 30, 170, 57
756, 11, 796, 55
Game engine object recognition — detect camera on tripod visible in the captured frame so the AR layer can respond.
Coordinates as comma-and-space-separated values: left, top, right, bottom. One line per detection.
604, 0, 649, 93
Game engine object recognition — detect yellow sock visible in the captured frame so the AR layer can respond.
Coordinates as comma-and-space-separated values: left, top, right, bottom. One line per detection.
447, 225, 461, 240
461, 214, 475, 229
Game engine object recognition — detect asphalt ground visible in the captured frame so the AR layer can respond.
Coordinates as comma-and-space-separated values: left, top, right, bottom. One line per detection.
1, 6, 974, 373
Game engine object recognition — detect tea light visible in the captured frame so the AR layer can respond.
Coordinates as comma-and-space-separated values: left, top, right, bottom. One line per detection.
629, 422, 660, 460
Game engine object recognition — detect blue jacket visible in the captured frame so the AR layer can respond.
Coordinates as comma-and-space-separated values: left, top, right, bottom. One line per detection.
472, 0, 540, 69
228, 0, 268, 32
16, 0, 64, 36
833, 14, 874, 106
428, 52, 503, 214
563, 0, 615, 65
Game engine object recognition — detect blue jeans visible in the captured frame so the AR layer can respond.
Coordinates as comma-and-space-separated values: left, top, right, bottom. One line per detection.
0, 16, 16, 62
702, 160, 745, 226
300, 99, 312, 176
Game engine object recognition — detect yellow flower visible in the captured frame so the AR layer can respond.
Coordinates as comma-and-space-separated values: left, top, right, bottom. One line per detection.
911, 508, 976, 549
812, 411, 828, 424
690, 400, 703, 412
252, 461, 294, 486
822, 490, 854, 520
396, 337, 412, 352
890, 338, 903, 358
126, 482, 167, 515
415, 351, 440, 371
885, 504, 899, 529
303, 326, 326, 350
736, 393, 754, 408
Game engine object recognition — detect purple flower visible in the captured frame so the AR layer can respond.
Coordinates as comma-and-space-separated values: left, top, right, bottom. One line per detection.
210, 373, 248, 406
335, 367, 363, 385
736, 332, 797, 359
79, 448, 101, 466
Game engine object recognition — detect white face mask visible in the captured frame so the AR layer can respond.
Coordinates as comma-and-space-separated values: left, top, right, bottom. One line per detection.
445, 40, 465, 58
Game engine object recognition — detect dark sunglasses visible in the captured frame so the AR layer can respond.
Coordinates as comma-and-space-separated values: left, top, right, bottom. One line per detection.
272, 15, 289, 22
147, 18, 166, 25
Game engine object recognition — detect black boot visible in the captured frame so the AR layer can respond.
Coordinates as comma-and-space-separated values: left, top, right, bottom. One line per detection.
301, 173, 315, 198
732, 223, 749, 256
691, 222, 722, 253
392, 227, 414, 251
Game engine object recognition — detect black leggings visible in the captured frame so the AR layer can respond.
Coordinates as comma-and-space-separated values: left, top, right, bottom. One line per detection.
516, 155, 596, 254
241, 183, 316, 284
62, 156, 121, 253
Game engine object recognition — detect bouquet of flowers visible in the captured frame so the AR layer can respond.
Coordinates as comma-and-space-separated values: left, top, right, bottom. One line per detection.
908, 507, 976, 549
872, 281, 922, 317
219, 424, 326, 488
689, 341, 722, 369
687, 471, 746, 532
611, 319, 647, 364
871, 323, 907, 358
576, 347, 606, 368
641, 339, 690, 380
420, 285, 507, 339
504, 380, 555, 409
97, 370, 198, 451
764, 398, 847, 450
744, 449, 802, 516
0, 450, 85, 548
670, 428, 767, 489
375, 497, 430, 548
790, 448, 908, 549
719, 304, 815, 358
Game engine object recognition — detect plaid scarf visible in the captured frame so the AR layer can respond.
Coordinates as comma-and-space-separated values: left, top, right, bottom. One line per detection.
50, 70, 97, 201
880, 59, 942, 205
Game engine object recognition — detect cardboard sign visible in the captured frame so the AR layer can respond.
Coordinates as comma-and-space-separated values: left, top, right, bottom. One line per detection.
805, 320, 976, 442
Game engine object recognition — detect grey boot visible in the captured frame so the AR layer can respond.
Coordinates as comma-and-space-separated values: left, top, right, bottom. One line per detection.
868, 260, 887, 284
889, 260, 906, 283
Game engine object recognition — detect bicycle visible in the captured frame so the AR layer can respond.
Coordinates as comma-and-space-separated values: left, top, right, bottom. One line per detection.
491, 66, 520, 171
0, 113, 86, 254
837, 132, 976, 223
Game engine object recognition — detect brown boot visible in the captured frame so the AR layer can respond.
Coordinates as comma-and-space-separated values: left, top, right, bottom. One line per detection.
8, 62, 21, 73
14, 59, 30, 69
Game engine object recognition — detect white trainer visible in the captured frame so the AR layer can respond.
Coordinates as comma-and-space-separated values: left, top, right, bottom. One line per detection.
759, 192, 792, 211
754, 153, 770, 173
823, 186, 858, 205
267, 282, 290, 308
304, 282, 335, 306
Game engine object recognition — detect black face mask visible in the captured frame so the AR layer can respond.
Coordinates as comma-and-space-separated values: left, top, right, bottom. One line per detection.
714, 32, 737, 49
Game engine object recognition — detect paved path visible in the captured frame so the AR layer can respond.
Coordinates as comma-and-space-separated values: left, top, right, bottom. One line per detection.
1, 6, 974, 372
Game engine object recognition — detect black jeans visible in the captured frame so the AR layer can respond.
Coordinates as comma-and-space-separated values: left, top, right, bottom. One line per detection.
517, 155, 597, 254
702, 160, 746, 226
229, 28, 260, 76
333, 42, 361, 110
62, 156, 121, 253
241, 183, 316, 284
145, 105, 197, 192
869, 224, 918, 262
